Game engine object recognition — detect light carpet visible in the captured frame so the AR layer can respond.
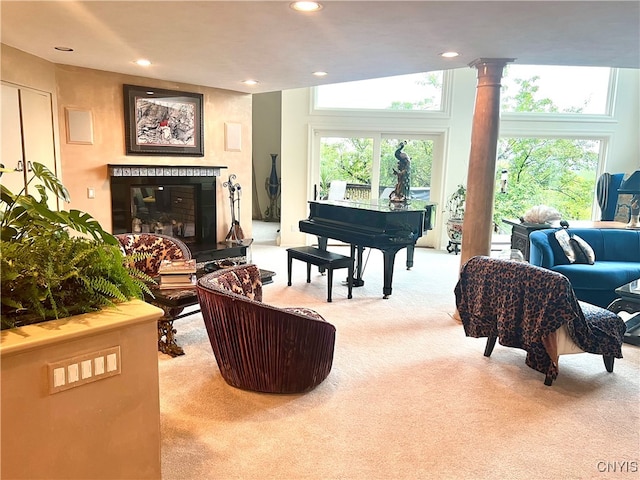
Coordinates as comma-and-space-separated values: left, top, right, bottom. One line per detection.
159, 245, 640, 480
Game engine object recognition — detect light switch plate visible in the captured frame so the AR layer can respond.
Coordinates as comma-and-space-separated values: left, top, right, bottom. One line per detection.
48, 346, 121, 394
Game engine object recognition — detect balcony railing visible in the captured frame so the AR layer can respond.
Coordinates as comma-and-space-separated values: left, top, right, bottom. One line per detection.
322, 183, 431, 201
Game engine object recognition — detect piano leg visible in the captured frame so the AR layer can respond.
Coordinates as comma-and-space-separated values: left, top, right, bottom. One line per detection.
317, 237, 328, 274
382, 246, 406, 299
351, 244, 365, 287
406, 244, 415, 270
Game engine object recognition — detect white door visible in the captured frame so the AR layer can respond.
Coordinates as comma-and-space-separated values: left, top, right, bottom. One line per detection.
1, 83, 58, 209
1, 83, 27, 196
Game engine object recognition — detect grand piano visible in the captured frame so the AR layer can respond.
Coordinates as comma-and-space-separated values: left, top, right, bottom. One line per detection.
299, 199, 436, 298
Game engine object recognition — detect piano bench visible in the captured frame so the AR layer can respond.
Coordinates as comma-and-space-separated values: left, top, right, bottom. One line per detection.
287, 246, 354, 302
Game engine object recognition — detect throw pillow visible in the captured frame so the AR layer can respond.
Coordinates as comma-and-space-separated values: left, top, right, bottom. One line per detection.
554, 229, 577, 263
554, 229, 596, 265
570, 234, 596, 265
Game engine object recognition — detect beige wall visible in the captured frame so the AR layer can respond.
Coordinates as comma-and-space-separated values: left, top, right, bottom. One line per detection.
252, 91, 282, 220
1, 45, 254, 241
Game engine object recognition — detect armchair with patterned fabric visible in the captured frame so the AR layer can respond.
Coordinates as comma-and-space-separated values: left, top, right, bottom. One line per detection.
454, 256, 626, 386
115, 233, 192, 277
116, 233, 196, 356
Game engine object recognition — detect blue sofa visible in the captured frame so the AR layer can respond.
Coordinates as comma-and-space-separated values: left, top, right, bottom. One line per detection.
529, 228, 640, 308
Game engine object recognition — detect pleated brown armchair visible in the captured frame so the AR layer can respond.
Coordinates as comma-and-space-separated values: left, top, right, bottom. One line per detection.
196, 264, 336, 394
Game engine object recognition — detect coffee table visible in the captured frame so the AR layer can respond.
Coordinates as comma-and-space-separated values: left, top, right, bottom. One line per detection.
608, 279, 640, 346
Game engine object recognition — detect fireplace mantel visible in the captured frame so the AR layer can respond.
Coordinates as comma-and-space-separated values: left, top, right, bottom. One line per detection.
108, 164, 225, 178
108, 164, 227, 248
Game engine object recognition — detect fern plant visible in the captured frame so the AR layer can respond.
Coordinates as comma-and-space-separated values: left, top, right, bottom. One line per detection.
0, 162, 151, 330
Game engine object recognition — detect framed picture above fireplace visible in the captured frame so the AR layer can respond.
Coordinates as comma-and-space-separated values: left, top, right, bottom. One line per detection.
123, 84, 204, 156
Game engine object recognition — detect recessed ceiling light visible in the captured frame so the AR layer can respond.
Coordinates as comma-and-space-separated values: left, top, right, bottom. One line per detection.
135, 59, 152, 67
441, 51, 460, 58
242, 79, 259, 86
54, 46, 74, 52
312, 71, 328, 77
290, 2, 323, 12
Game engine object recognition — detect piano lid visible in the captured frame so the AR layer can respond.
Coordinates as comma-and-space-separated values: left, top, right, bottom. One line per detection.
309, 198, 436, 214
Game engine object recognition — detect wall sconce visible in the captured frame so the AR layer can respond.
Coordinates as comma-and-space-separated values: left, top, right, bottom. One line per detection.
618, 170, 640, 229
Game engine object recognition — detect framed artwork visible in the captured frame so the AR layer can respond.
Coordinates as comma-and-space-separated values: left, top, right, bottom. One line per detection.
123, 84, 204, 156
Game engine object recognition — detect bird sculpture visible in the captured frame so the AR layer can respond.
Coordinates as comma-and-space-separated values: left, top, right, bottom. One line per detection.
389, 140, 411, 203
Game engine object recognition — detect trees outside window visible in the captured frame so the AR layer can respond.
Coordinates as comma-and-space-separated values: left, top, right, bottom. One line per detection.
318, 136, 433, 201
315, 72, 444, 111
380, 138, 433, 194
501, 65, 611, 114
493, 67, 610, 231
494, 137, 600, 230
312, 65, 613, 238
319, 136, 373, 199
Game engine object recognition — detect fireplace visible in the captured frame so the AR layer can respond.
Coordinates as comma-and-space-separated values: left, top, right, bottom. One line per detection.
109, 164, 224, 250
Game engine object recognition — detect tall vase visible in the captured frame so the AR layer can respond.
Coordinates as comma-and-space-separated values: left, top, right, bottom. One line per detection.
264, 154, 281, 221
268, 154, 279, 197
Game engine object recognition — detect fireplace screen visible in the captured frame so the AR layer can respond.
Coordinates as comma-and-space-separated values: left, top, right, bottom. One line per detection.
131, 185, 196, 238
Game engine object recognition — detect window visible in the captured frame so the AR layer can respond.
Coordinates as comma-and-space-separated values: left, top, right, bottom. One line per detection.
317, 134, 434, 201
314, 71, 444, 111
501, 65, 612, 115
494, 136, 601, 231
319, 136, 374, 199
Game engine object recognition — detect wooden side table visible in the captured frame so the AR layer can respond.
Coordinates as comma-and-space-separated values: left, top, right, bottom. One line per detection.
502, 219, 550, 261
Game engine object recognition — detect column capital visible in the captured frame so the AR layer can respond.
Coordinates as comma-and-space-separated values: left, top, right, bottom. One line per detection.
468, 58, 516, 69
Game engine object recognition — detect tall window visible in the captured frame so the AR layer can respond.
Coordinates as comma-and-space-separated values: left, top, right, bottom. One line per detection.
494, 137, 601, 230
493, 65, 614, 231
315, 71, 444, 111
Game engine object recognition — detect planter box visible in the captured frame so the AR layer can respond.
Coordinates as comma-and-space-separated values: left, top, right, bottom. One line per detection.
1, 299, 164, 480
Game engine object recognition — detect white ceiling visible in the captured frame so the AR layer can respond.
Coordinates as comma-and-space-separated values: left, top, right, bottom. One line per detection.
1, 1, 639, 94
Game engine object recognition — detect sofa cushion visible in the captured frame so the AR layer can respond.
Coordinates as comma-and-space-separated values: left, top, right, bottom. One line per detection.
552, 261, 640, 291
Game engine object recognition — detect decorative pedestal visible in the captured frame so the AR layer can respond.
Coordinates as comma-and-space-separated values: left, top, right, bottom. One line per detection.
446, 218, 464, 255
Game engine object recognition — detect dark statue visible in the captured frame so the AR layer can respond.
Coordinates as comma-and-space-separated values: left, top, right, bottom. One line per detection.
389, 140, 411, 203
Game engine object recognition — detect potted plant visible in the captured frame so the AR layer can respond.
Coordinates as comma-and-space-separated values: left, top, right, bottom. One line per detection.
445, 184, 466, 253
1, 163, 166, 478
0, 162, 151, 330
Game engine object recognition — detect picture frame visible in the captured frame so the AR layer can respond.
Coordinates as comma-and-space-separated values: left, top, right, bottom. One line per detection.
123, 84, 204, 156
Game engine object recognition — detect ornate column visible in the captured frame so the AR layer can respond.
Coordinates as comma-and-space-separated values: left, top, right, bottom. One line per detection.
461, 58, 514, 266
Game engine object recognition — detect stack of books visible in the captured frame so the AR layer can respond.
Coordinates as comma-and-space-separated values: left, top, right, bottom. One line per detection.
157, 259, 197, 289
